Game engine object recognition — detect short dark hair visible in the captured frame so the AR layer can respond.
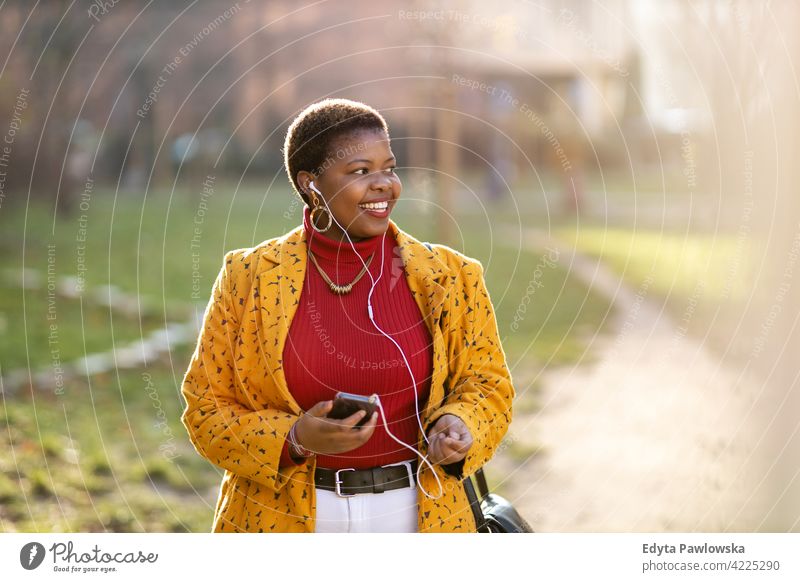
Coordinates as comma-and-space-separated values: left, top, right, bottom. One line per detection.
283, 98, 389, 205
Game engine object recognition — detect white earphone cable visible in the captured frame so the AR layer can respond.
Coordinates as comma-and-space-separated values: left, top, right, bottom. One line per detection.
309, 182, 443, 500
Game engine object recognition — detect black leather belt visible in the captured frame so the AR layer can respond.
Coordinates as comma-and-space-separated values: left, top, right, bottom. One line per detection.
315, 460, 417, 496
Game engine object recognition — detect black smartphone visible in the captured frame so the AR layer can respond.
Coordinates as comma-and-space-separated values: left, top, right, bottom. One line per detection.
327, 392, 378, 428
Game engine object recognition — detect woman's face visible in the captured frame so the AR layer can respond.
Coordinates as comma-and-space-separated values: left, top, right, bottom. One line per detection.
298, 129, 401, 242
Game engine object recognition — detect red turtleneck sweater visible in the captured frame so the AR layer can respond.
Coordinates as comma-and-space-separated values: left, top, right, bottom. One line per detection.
279, 206, 433, 469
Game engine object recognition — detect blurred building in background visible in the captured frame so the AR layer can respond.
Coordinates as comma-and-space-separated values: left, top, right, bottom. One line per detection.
0, 0, 656, 211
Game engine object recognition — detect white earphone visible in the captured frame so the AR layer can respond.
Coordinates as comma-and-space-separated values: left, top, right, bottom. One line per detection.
306, 180, 443, 500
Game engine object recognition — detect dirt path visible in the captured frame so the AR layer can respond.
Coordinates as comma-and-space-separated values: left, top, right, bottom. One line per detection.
489, 229, 768, 532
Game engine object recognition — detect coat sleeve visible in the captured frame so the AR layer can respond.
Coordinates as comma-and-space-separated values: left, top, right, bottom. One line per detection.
424, 259, 515, 480
180, 250, 306, 490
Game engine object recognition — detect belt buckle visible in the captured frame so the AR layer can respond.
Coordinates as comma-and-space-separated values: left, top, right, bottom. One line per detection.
334, 468, 356, 497
380, 460, 415, 488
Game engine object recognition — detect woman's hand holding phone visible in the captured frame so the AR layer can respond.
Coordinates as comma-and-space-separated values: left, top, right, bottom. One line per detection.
293, 400, 378, 455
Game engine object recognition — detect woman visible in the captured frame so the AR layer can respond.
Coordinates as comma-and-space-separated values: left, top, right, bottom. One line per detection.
180, 98, 514, 533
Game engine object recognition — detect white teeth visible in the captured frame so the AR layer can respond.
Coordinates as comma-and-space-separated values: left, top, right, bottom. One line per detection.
358, 201, 389, 210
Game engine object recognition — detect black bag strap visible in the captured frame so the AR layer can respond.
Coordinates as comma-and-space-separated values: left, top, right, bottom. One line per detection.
474, 467, 490, 498
463, 473, 490, 532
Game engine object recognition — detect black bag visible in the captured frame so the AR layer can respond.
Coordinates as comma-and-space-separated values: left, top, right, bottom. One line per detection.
463, 468, 534, 533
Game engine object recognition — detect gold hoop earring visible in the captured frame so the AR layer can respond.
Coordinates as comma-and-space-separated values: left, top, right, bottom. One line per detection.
309, 198, 332, 233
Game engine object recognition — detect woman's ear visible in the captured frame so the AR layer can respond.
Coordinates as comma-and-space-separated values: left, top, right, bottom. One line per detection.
296, 171, 315, 204
297, 171, 312, 192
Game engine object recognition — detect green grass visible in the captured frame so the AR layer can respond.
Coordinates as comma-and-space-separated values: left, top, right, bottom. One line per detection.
0, 284, 165, 370
555, 225, 757, 356
0, 182, 613, 532
558, 226, 754, 300
0, 183, 295, 303
0, 357, 220, 532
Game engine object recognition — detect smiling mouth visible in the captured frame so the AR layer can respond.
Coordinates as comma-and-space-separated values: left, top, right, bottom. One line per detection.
358, 200, 389, 211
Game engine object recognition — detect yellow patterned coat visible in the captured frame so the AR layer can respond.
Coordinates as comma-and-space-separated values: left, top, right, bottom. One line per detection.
180, 218, 514, 532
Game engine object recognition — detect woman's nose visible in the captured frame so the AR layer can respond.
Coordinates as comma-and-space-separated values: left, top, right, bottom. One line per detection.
370, 171, 393, 191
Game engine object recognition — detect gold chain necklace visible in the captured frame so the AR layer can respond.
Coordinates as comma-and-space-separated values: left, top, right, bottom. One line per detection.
307, 250, 374, 295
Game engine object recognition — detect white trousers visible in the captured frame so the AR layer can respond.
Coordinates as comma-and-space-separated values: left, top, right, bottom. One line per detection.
314, 484, 418, 533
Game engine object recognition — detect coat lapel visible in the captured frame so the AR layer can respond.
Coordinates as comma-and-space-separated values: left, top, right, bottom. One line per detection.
254, 218, 451, 421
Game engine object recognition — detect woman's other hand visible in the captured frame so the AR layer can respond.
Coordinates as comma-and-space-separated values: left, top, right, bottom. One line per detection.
426, 414, 473, 465
293, 400, 378, 455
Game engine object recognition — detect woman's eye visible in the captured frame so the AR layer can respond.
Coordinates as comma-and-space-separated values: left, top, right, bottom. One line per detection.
353, 167, 396, 175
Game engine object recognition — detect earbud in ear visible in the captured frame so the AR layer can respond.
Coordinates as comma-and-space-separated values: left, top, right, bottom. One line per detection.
308, 181, 321, 195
